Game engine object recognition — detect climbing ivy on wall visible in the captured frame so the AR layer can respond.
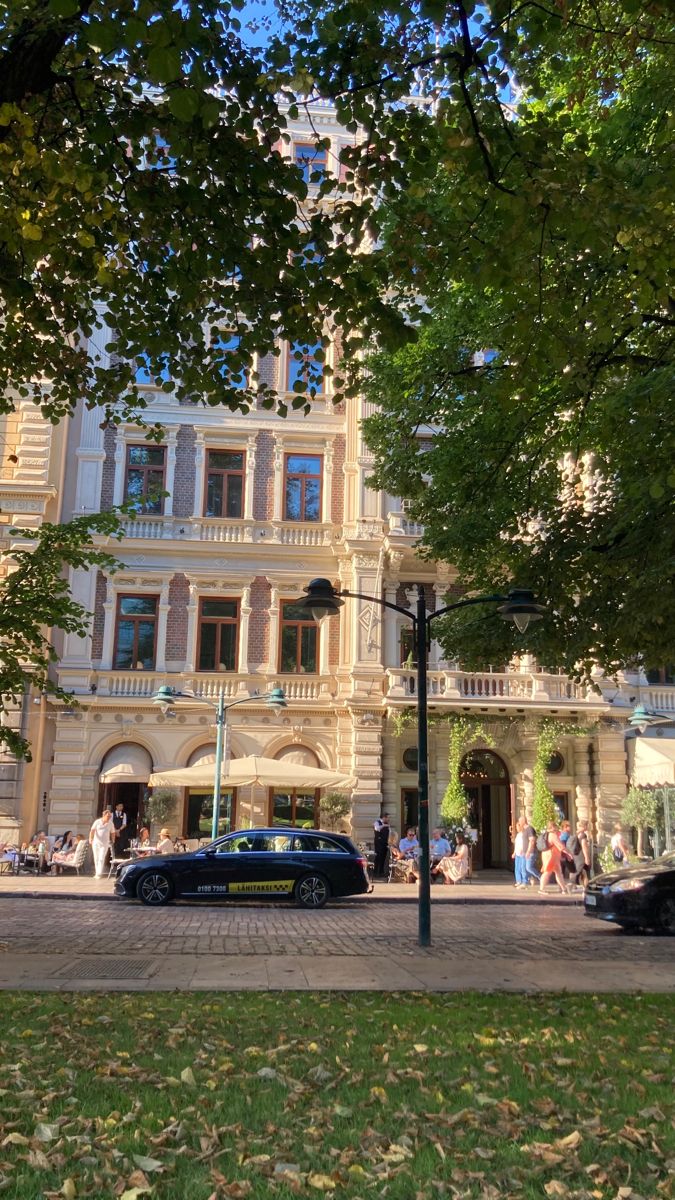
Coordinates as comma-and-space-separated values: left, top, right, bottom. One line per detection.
531, 719, 597, 832
440, 716, 495, 827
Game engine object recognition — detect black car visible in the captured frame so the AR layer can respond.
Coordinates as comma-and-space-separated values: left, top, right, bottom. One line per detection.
584, 851, 675, 933
114, 827, 371, 908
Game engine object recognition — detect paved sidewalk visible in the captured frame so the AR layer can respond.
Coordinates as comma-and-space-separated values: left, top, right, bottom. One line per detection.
1, 950, 671, 993
0, 870, 577, 905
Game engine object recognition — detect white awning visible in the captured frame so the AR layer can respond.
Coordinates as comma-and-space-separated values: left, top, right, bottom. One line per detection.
631, 738, 675, 788
100, 744, 153, 784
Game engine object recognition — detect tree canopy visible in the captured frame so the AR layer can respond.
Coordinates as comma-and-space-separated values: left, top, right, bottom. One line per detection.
0, 0, 411, 427
0, 513, 122, 757
296, 0, 675, 679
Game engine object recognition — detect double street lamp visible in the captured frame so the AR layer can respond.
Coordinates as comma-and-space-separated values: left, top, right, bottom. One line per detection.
294, 579, 546, 946
153, 686, 287, 840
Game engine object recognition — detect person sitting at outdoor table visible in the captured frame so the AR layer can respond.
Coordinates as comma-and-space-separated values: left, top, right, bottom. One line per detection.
52, 830, 74, 855
51, 833, 85, 872
396, 828, 421, 883
20, 831, 50, 873
137, 827, 151, 849
155, 828, 174, 855
430, 828, 452, 879
438, 831, 470, 885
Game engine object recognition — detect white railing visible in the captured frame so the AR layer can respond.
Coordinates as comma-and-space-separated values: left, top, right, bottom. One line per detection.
277, 525, 331, 547
194, 519, 252, 543
272, 677, 325, 700
643, 689, 675, 712
387, 512, 425, 538
386, 668, 591, 704
119, 517, 168, 539
97, 673, 162, 698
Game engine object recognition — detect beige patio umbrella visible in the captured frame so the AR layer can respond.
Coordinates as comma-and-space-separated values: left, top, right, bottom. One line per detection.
148, 755, 356, 790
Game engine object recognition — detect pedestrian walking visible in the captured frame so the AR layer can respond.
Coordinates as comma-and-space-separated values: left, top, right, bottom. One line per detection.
522, 817, 540, 886
568, 819, 592, 888
610, 824, 631, 865
89, 809, 113, 878
512, 817, 527, 888
539, 823, 569, 895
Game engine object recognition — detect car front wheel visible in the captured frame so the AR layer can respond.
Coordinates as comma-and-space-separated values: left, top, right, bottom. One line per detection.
138, 871, 173, 906
295, 873, 330, 909
656, 896, 675, 935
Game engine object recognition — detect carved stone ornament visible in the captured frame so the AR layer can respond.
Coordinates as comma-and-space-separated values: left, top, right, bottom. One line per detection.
354, 554, 381, 570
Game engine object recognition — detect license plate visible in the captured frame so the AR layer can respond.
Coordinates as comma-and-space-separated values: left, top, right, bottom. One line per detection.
585, 893, 597, 907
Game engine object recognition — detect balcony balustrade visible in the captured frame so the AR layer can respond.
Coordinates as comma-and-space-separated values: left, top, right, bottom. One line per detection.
386, 667, 591, 705
116, 516, 334, 546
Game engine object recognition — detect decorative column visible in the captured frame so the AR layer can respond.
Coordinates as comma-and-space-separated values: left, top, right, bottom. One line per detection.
267, 585, 280, 673
573, 739, 593, 825
434, 729, 449, 828
112, 432, 126, 506
192, 432, 206, 518
383, 583, 400, 669
164, 429, 177, 517
322, 441, 334, 523
184, 581, 200, 671
100, 585, 116, 670
239, 586, 251, 674
155, 581, 171, 672
244, 437, 257, 520
348, 709, 384, 843
272, 436, 285, 522
594, 722, 628, 843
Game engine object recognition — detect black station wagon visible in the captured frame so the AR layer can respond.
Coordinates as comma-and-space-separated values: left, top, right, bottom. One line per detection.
114, 827, 371, 908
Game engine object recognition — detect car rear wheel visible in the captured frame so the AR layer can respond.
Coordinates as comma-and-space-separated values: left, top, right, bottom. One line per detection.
656, 897, 675, 935
295, 873, 330, 909
138, 871, 173, 906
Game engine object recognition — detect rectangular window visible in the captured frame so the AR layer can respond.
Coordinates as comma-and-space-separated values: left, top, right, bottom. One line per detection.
294, 143, 327, 185
400, 627, 417, 668
113, 595, 158, 670
204, 449, 245, 518
283, 453, 322, 522
197, 598, 239, 671
271, 790, 319, 828
280, 601, 318, 673
287, 342, 324, 394
186, 790, 235, 839
124, 445, 166, 514
212, 332, 247, 390
135, 353, 171, 386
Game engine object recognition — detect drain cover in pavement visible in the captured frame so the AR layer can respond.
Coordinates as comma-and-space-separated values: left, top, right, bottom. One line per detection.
55, 958, 155, 980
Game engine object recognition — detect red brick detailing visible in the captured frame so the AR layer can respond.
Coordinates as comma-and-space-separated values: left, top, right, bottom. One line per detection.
253, 431, 274, 522
91, 571, 108, 661
331, 433, 345, 525
173, 425, 196, 518
166, 573, 190, 662
248, 576, 271, 670
256, 352, 279, 392
100, 427, 116, 510
328, 615, 340, 668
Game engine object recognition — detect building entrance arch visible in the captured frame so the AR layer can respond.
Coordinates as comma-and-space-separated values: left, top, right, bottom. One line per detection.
460, 749, 513, 869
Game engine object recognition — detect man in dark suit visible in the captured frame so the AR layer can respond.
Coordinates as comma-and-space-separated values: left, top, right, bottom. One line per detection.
373, 813, 391, 878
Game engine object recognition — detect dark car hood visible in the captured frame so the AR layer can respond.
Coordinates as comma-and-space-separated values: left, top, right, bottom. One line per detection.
122, 853, 197, 868
592, 856, 675, 887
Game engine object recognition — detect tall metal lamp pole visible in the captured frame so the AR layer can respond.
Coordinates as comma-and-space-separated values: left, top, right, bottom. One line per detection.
294, 579, 545, 947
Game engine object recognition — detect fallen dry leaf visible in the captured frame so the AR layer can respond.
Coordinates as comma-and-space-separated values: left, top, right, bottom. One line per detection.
544, 1182, 567, 1198
307, 1172, 337, 1190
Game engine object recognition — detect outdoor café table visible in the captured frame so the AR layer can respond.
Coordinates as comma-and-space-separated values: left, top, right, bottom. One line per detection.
127, 847, 157, 860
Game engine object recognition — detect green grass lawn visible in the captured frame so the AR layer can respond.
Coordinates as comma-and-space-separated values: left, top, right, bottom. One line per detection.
0, 993, 672, 1199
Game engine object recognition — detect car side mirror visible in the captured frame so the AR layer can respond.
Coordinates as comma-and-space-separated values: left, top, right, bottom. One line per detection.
203, 849, 216, 858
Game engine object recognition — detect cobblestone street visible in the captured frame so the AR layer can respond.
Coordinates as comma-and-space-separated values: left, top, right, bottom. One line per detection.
0, 895, 673, 991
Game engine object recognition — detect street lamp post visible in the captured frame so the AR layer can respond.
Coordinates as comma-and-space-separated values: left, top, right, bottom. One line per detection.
294, 579, 546, 947
152, 686, 286, 840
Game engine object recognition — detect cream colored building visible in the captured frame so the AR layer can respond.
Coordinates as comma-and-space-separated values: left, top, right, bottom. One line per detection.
1, 105, 672, 863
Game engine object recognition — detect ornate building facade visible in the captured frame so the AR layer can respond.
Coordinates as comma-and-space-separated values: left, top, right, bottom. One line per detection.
1, 103, 671, 861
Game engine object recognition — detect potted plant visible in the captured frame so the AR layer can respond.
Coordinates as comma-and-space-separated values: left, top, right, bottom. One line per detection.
144, 787, 179, 841
318, 792, 352, 832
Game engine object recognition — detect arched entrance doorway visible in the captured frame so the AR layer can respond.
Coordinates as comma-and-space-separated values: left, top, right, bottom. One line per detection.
461, 749, 513, 869
270, 746, 320, 828
184, 744, 236, 839
99, 743, 153, 840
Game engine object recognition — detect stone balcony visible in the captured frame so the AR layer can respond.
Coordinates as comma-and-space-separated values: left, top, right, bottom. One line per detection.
56, 669, 337, 706
385, 666, 608, 710
116, 516, 339, 548
386, 511, 425, 541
